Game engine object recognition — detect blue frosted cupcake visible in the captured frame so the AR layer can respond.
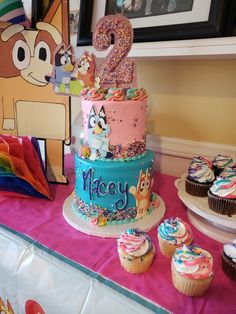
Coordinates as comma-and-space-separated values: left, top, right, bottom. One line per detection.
158, 217, 193, 257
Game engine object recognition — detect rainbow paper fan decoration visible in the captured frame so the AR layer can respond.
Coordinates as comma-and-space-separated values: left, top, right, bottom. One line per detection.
0, 135, 53, 200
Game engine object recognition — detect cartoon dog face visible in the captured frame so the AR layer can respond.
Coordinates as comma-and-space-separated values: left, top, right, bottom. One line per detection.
0, 22, 62, 85
137, 169, 152, 197
88, 106, 107, 135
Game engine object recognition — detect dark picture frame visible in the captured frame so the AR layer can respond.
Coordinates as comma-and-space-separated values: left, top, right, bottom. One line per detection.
77, 0, 236, 46
31, 0, 54, 27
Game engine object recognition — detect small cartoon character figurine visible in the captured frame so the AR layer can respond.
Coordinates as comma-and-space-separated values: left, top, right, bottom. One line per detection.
0, 297, 15, 314
129, 168, 154, 219
46, 44, 75, 94
87, 106, 113, 160
76, 52, 100, 89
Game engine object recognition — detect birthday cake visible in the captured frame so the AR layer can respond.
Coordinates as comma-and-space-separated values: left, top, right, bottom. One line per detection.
73, 87, 158, 225
60, 14, 164, 234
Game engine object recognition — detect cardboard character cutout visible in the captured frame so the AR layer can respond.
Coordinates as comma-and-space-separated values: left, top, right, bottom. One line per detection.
0, 0, 70, 183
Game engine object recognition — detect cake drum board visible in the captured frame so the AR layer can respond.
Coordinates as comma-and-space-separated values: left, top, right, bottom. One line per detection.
175, 175, 236, 243
63, 193, 166, 238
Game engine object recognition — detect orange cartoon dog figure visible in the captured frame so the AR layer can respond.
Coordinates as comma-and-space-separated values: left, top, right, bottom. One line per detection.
76, 52, 100, 89
0, 0, 70, 183
129, 168, 154, 219
0, 297, 15, 314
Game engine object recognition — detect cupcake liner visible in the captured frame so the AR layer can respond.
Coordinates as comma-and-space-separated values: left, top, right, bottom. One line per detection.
185, 177, 212, 197
118, 244, 155, 274
171, 263, 213, 297
158, 233, 192, 258
222, 252, 236, 281
207, 191, 236, 216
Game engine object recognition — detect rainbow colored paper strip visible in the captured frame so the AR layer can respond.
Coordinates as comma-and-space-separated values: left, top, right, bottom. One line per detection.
0, 135, 53, 200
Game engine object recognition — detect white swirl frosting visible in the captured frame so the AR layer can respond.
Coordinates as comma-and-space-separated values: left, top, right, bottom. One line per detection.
219, 167, 236, 180
210, 178, 236, 199
223, 239, 236, 263
172, 245, 213, 279
213, 155, 234, 169
188, 163, 214, 183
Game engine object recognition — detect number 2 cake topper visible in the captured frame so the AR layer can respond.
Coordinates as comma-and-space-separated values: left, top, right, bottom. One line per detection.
93, 14, 136, 88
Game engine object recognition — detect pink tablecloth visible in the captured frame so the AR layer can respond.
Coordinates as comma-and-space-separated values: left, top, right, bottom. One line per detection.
0, 154, 235, 314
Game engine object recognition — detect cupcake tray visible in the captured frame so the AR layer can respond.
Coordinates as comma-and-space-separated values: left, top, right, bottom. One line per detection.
175, 174, 236, 243
63, 192, 166, 238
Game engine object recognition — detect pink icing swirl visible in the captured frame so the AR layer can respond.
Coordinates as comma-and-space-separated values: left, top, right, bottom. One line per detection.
105, 88, 125, 101
117, 229, 151, 257
83, 88, 104, 100
126, 88, 148, 100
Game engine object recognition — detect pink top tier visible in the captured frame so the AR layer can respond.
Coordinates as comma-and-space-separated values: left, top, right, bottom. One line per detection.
81, 99, 147, 158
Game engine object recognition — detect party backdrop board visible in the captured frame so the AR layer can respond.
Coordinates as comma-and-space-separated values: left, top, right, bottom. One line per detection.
0, 0, 70, 184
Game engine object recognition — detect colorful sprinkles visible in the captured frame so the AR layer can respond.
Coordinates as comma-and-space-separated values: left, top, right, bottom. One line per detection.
72, 195, 157, 227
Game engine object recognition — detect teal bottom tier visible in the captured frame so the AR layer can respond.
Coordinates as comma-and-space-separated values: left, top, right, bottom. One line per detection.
74, 150, 157, 226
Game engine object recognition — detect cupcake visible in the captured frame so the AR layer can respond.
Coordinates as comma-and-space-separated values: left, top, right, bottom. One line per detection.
185, 156, 215, 197
208, 178, 236, 216
158, 217, 193, 258
212, 155, 234, 176
222, 239, 236, 281
218, 166, 236, 181
117, 228, 155, 274
171, 244, 214, 297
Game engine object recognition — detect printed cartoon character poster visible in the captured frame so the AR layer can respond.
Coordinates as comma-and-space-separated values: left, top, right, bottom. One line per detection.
0, 0, 70, 184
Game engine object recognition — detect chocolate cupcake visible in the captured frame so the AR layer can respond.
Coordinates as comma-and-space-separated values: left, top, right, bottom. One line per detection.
208, 178, 236, 216
185, 156, 214, 197
218, 166, 236, 181
212, 155, 234, 177
222, 240, 236, 281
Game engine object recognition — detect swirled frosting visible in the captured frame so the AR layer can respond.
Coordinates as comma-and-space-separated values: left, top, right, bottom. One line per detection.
191, 156, 212, 168
188, 163, 215, 183
158, 217, 192, 245
126, 88, 148, 100
213, 155, 234, 169
117, 228, 152, 257
219, 167, 236, 181
210, 178, 236, 199
83, 88, 104, 100
172, 244, 214, 279
80, 87, 148, 101
223, 239, 236, 263
105, 88, 125, 101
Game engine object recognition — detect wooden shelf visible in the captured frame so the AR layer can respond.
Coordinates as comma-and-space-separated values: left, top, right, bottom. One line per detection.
75, 36, 236, 60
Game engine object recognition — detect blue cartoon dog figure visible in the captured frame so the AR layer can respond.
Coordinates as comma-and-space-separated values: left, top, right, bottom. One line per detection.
88, 106, 113, 160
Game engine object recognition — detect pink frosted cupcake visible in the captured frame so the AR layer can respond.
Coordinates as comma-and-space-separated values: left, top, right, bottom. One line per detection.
158, 217, 193, 258
117, 228, 155, 274
208, 178, 236, 216
171, 244, 214, 297
185, 156, 214, 197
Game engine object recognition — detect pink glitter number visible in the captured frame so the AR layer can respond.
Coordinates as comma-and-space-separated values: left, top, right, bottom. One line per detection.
93, 14, 136, 87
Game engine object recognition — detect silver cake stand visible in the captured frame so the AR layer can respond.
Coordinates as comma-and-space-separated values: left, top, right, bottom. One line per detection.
63, 192, 166, 238
175, 174, 236, 243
